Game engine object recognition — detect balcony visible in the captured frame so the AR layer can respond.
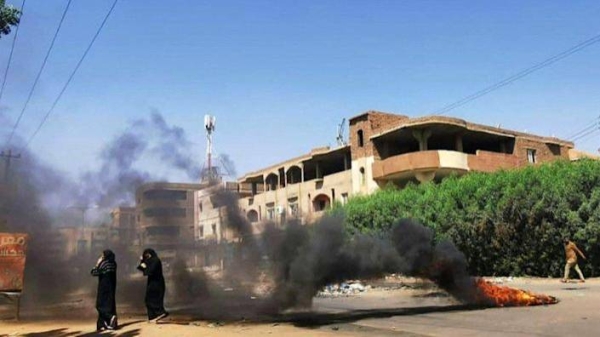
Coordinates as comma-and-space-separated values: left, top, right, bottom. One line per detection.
372, 150, 519, 182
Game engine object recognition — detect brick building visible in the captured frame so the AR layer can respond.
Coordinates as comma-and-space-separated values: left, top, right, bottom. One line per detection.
235, 111, 580, 228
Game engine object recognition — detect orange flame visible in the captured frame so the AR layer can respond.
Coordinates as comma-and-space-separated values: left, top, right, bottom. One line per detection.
475, 278, 558, 307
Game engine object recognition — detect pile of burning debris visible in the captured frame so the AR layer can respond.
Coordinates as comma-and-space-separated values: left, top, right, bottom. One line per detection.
475, 278, 559, 307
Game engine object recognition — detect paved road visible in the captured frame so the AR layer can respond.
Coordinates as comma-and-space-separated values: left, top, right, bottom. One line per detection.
1, 278, 597, 336
311, 278, 599, 337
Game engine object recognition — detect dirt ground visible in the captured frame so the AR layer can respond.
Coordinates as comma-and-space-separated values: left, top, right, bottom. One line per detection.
1, 277, 598, 336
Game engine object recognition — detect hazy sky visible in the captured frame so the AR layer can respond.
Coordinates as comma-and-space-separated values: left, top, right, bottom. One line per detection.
1, 0, 599, 182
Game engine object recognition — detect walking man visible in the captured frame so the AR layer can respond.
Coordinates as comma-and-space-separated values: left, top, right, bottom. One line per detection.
561, 238, 586, 283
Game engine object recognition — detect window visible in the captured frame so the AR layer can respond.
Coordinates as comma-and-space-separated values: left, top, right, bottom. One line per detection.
527, 149, 537, 164
199, 202, 203, 213
359, 167, 365, 185
289, 203, 299, 216
198, 226, 204, 238
313, 194, 331, 212
143, 189, 187, 201
143, 207, 186, 218
267, 207, 275, 220
247, 210, 259, 223
357, 129, 364, 147
341, 193, 349, 205
211, 224, 217, 236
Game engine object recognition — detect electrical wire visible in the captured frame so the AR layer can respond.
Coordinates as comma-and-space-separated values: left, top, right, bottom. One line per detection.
431, 33, 600, 116
566, 116, 600, 140
571, 126, 600, 142
23, 0, 118, 149
5, 0, 72, 147
0, 0, 26, 104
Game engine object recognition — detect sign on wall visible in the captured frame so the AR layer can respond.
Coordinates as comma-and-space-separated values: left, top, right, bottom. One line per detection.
0, 233, 28, 292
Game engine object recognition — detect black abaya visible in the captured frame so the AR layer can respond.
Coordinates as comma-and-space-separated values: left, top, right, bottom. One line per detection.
137, 249, 168, 320
91, 250, 117, 330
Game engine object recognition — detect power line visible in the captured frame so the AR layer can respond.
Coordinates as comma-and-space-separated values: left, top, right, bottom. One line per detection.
572, 130, 599, 148
431, 33, 600, 116
0, 0, 26, 104
5, 0, 72, 147
566, 115, 600, 140
572, 125, 600, 142
24, 0, 118, 149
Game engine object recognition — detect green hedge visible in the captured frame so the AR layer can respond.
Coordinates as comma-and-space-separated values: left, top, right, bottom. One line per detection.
336, 159, 600, 277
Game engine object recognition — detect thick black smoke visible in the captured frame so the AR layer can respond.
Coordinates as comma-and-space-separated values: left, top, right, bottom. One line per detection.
0, 109, 207, 313
218, 153, 237, 179
261, 216, 479, 312
183, 189, 484, 317
0, 145, 85, 306
77, 110, 202, 208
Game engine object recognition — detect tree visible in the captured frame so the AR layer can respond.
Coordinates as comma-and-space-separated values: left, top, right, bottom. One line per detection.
0, 0, 21, 38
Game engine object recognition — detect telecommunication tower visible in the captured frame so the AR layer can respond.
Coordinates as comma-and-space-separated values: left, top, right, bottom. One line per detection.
203, 114, 218, 183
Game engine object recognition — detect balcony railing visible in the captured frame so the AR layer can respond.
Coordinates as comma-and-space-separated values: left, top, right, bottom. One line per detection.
373, 150, 519, 180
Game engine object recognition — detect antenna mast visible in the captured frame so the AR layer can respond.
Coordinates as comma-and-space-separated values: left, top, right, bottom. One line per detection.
336, 118, 347, 146
203, 114, 218, 183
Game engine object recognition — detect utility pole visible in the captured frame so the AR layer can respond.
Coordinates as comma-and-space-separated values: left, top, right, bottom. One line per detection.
1, 149, 21, 184
0, 150, 20, 229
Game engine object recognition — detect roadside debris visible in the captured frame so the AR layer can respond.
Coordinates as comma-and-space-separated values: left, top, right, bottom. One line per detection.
317, 281, 370, 298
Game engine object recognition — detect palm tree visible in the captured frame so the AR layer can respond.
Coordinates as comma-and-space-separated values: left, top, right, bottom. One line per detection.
0, 0, 21, 38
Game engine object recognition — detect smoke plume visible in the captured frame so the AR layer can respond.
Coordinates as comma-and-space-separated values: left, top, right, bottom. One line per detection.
0, 109, 205, 312
173, 189, 484, 318
77, 109, 202, 208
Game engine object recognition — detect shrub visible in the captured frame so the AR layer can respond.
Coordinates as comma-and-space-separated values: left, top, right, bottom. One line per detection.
336, 159, 600, 277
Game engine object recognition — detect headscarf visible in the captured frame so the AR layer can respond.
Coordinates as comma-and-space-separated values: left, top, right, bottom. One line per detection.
103, 249, 116, 262
143, 248, 157, 260
92, 249, 116, 276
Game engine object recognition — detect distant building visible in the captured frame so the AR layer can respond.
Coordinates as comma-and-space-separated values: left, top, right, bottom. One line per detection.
135, 182, 204, 267
52, 225, 109, 259
193, 182, 242, 269
109, 207, 137, 245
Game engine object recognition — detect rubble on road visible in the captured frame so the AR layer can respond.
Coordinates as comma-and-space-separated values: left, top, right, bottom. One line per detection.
317, 275, 434, 298
488, 276, 515, 284
317, 281, 370, 298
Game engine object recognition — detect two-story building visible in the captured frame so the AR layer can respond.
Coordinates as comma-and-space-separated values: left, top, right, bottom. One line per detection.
236, 111, 577, 229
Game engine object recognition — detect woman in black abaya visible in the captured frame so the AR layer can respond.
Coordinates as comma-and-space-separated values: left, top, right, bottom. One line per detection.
137, 248, 169, 321
91, 249, 117, 331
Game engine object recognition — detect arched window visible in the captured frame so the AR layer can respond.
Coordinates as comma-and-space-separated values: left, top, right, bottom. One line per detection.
265, 173, 278, 191
247, 210, 259, 223
286, 166, 302, 184
357, 129, 364, 147
312, 194, 331, 212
